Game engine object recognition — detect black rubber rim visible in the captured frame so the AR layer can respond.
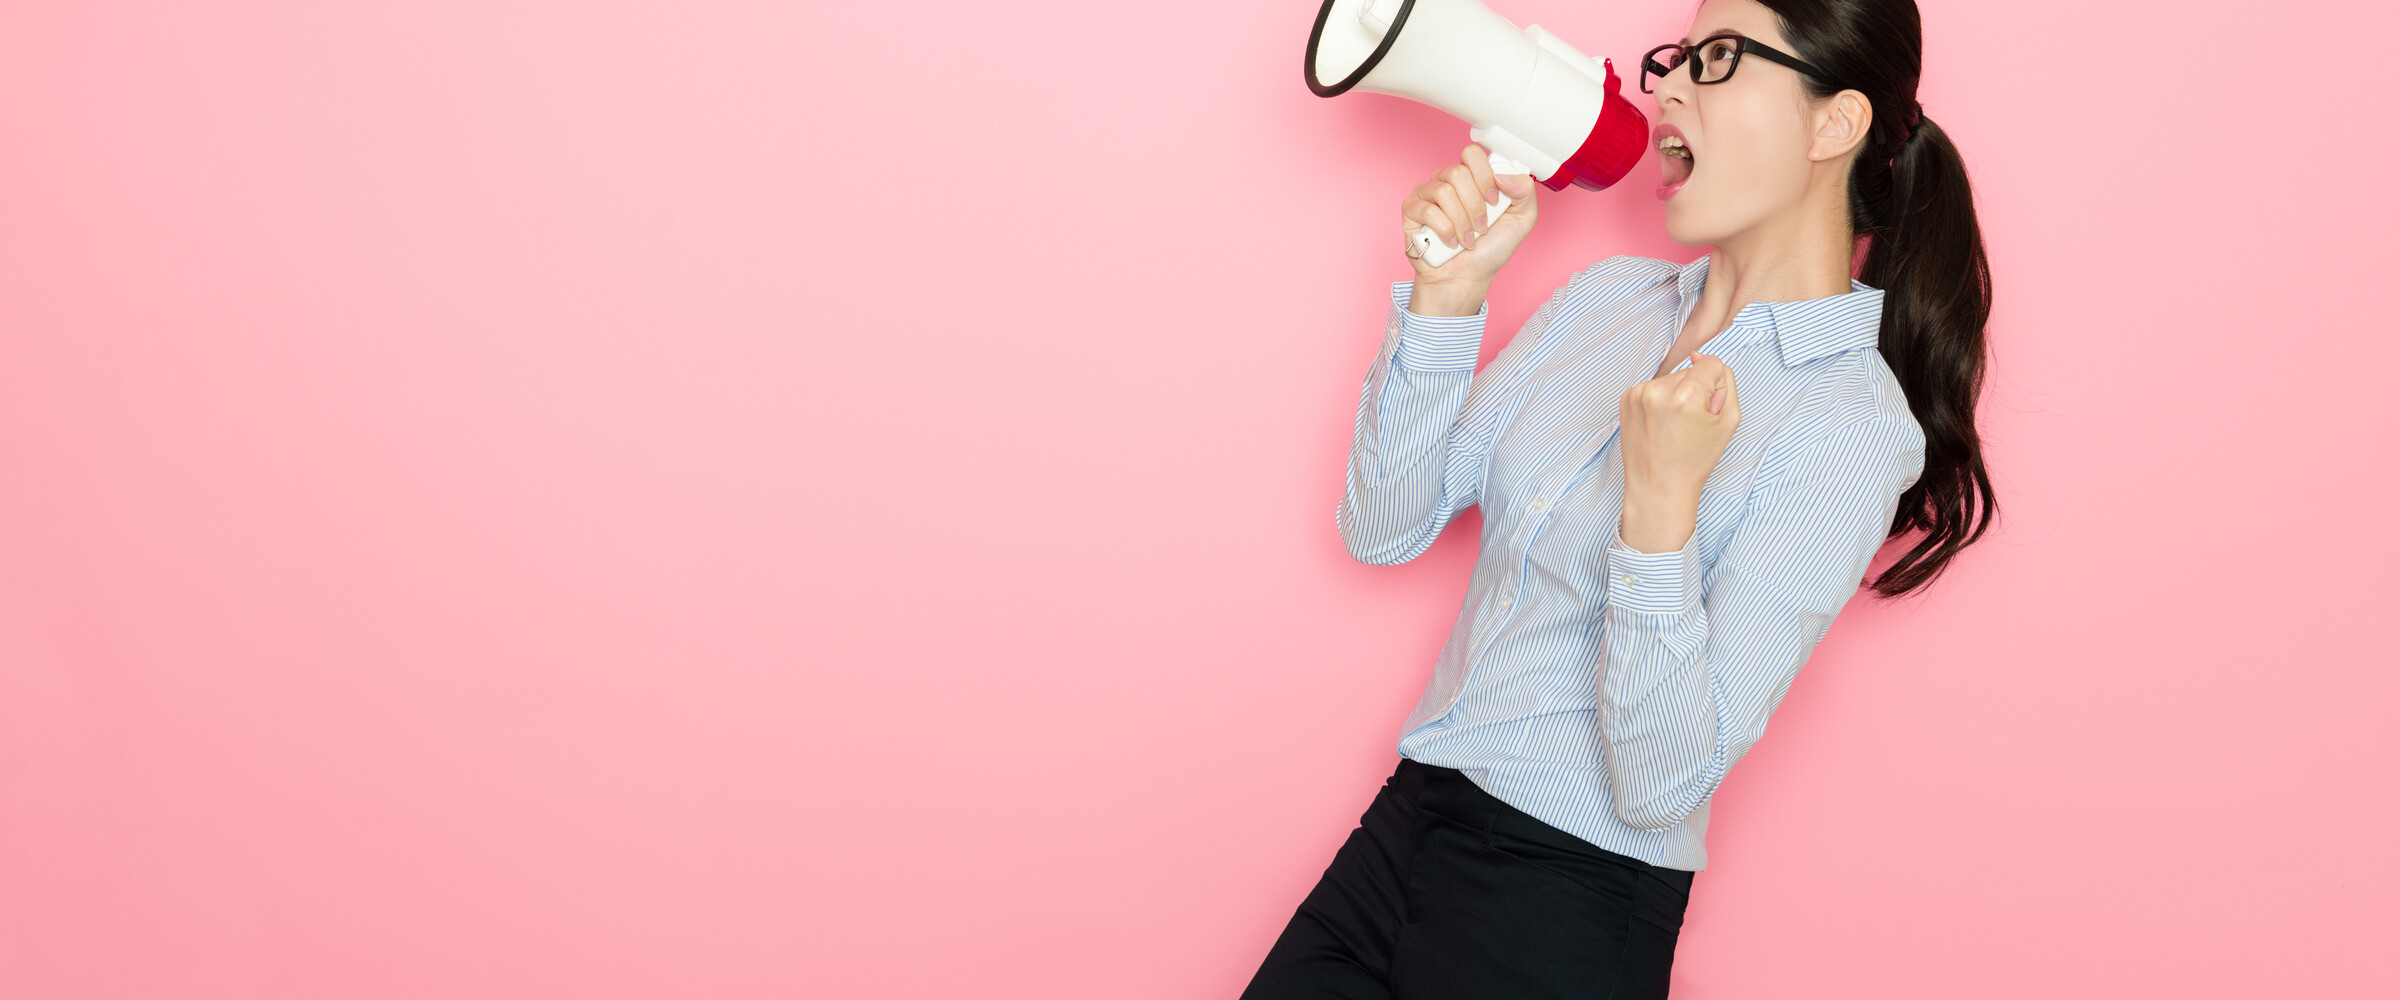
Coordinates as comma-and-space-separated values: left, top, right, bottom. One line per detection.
1304, 0, 1417, 98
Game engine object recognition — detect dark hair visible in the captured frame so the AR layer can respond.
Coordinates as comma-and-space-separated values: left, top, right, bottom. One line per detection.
1752, 0, 1997, 599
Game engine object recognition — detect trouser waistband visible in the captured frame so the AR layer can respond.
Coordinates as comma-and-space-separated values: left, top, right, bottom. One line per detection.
1395, 756, 1696, 893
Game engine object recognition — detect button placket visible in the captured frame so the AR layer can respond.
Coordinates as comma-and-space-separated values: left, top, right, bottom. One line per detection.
1489, 488, 1558, 625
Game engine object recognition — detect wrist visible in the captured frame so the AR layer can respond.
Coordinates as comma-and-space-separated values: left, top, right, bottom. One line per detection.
1406, 278, 1489, 318
1619, 484, 1700, 554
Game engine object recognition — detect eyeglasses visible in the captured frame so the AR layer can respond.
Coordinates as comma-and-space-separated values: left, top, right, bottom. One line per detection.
1639, 33, 1836, 94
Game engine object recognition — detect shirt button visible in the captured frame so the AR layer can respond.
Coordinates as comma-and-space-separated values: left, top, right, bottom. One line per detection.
1497, 594, 1512, 610
1620, 573, 1638, 586
1529, 497, 1549, 513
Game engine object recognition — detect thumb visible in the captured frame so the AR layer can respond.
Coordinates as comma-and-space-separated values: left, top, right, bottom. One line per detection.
1495, 171, 1537, 202
1698, 353, 1736, 414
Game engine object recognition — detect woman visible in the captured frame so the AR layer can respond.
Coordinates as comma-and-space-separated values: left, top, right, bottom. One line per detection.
1241, 0, 1996, 994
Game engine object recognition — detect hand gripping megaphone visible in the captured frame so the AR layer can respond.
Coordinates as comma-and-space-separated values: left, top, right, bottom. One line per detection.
1306, 0, 1650, 266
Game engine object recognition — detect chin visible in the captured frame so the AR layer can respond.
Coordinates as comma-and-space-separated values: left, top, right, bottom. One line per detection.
1663, 197, 1752, 249
1660, 205, 1714, 248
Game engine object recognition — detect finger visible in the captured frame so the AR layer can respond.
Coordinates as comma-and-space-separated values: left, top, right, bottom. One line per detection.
1406, 186, 1459, 251
1690, 352, 1737, 414
1667, 375, 1708, 413
1443, 165, 1488, 237
1494, 170, 1537, 218
1662, 364, 1722, 413
1670, 352, 1720, 384
1639, 375, 1689, 414
1694, 352, 1735, 390
1425, 181, 1474, 250
1449, 165, 1488, 233
1404, 199, 1454, 254
1461, 145, 1498, 209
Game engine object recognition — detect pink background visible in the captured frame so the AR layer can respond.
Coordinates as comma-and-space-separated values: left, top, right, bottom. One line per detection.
3, 0, 2393, 995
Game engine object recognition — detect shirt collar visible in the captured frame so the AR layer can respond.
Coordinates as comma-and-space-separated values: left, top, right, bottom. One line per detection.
1674, 253, 1886, 368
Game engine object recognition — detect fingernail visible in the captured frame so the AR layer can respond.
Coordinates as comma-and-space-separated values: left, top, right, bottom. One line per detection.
1485, 187, 1499, 204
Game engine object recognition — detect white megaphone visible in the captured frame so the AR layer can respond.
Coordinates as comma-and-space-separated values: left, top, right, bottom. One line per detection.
1306, 0, 1650, 266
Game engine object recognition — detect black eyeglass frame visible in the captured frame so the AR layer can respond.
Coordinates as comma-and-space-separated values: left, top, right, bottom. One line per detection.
1639, 34, 1837, 94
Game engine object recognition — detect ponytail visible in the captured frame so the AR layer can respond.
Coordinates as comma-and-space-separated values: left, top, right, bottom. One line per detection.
1855, 113, 1997, 597
1756, 0, 2000, 599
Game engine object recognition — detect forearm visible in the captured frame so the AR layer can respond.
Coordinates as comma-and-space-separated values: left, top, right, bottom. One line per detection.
1596, 534, 1719, 831
1339, 282, 1491, 564
1338, 372, 1474, 564
1597, 416, 1927, 830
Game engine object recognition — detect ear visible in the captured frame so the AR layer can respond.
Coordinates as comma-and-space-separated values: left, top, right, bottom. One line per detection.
1808, 89, 1873, 163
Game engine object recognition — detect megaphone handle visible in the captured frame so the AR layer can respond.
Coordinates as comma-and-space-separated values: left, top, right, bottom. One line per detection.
1412, 192, 1509, 268
1412, 155, 1532, 268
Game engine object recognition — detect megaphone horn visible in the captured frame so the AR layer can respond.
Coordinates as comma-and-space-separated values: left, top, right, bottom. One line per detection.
1306, 0, 1650, 266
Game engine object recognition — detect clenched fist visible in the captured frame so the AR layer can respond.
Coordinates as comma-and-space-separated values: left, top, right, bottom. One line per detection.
1617, 352, 1741, 552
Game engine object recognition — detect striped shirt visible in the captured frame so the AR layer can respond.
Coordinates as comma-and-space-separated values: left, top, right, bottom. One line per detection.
1338, 251, 1926, 871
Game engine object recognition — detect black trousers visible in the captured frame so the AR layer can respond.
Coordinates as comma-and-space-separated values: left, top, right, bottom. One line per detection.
1240, 756, 1696, 999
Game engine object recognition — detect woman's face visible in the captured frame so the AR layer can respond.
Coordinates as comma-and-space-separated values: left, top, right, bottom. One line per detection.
1650, 0, 1833, 246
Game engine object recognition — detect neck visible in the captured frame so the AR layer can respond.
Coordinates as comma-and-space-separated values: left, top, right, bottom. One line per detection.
1698, 192, 1857, 318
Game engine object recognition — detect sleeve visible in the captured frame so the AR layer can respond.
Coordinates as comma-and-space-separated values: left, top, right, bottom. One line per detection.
1593, 414, 1925, 830
1334, 277, 1571, 565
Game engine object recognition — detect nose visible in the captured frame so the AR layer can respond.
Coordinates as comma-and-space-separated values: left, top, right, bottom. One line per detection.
1650, 60, 1693, 108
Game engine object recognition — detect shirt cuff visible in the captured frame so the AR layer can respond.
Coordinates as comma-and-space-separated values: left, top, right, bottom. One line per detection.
1388, 280, 1487, 374
1605, 531, 1704, 616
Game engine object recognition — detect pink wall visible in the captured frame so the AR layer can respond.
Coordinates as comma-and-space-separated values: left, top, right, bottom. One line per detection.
3, 0, 2393, 995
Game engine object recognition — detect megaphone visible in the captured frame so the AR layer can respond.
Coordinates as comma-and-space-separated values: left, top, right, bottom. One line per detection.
1306, 0, 1650, 266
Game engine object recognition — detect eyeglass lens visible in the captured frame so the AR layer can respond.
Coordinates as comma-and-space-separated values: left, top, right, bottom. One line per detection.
1643, 36, 1746, 92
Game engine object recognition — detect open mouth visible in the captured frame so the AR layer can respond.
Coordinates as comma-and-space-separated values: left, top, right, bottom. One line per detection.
1658, 133, 1694, 199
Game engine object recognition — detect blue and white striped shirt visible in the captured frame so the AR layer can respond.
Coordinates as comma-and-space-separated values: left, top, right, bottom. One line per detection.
1339, 251, 1925, 871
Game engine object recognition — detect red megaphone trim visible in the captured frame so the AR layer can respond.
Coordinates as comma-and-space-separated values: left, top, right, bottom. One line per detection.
1538, 58, 1650, 192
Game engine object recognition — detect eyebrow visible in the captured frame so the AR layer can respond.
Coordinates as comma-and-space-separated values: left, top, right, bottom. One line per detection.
1679, 27, 1748, 45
